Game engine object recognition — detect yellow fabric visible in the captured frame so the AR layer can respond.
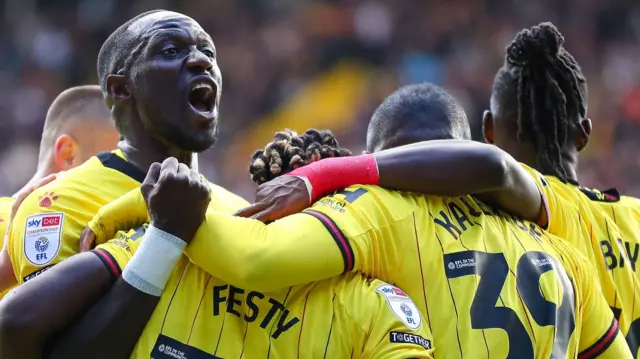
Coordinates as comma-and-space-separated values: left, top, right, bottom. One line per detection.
96, 226, 433, 357
0, 196, 14, 298
521, 164, 640, 356
0, 197, 13, 241
89, 184, 628, 357
6, 150, 144, 282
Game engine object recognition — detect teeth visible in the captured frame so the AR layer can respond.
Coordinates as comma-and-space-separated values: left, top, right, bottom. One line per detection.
192, 83, 213, 91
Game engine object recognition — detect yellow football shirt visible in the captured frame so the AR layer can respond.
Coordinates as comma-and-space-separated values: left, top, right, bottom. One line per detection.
0, 197, 14, 298
7, 150, 147, 283
89, 185, 630, 358
0, 197, 12, 241
0, 197, 13, 259
521, 164, 640, 357
94, 227, 434, 359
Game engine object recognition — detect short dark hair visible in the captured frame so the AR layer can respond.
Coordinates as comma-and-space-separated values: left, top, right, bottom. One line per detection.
96, 9, 166, 108
492, 22, 587, 182
39, 85, 111, 162
248, 129, 352, 185
366, 83, 470, 153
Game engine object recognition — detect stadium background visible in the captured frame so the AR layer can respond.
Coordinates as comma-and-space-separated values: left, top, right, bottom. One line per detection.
0, 0, 639, 201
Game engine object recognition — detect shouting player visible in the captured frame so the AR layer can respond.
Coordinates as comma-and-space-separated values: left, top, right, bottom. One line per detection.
0, 10, 434, 359
64, 84, 628, 357
0, 9, 244, 297
0, 85, 118, 296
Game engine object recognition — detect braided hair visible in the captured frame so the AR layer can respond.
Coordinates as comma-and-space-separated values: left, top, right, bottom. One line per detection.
249, 129, 352, 185
493, 22, 587, 182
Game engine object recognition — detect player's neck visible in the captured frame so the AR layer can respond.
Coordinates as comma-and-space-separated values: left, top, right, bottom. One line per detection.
559, 155, 579, 184
117, 137, 198, 173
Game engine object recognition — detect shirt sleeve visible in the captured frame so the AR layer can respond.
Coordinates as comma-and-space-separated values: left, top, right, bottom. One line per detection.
362, 282, 434, 359
88, 188, 149, 246
577, 259, 633, 358
183, 210, 345, 292
91, 226, 148, 281
185, 185, 413, 292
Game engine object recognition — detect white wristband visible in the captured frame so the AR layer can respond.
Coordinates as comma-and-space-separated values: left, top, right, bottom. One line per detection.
122, 224, 186, 296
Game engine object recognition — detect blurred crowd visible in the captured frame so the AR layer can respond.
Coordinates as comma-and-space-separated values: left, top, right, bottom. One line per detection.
1, 0, 639, 199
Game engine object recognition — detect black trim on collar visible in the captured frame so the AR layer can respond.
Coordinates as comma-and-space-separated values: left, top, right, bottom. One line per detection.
578, 187, 621, 203
96, 152, 146, 183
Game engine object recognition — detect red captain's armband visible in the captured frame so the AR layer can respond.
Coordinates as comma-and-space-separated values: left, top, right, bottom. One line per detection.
286, 154, 379, 203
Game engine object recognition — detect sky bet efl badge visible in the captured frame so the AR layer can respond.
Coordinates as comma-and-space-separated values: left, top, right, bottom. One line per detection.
376, 284, 421, 330
23, 213, 64, 266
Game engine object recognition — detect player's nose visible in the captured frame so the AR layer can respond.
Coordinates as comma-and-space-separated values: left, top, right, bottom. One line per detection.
186, 50, 213, 74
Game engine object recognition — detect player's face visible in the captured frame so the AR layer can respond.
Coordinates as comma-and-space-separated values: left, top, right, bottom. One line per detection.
130, 14, 222, 152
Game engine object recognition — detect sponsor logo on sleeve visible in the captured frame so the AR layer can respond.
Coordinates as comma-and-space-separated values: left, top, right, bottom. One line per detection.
389, 331, 431, 350
376, 284, 421, 330
23, 213, 64, 266
22, 264, 55, 282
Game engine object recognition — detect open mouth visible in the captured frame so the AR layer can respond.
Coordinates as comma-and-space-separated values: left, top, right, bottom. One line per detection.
188, 81, 217, 114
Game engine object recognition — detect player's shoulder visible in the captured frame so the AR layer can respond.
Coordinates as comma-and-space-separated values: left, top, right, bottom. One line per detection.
575, 185, 621, 204
206, 181, 249, 213
15, 164, 98, 214
518, 162, 550, 186
317, 184, 421, 216
334, 274, 422, 329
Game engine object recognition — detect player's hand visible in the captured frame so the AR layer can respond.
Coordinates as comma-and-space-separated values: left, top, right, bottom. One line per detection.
235, 176, 310, 223
142, 157, 211, 242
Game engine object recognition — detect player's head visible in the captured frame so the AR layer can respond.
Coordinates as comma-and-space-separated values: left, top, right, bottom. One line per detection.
365, 83, 470, 153
248, 129, 352, 185
39, 85, 118, 172
483, 22, 590, 182
97, 10, 221, 153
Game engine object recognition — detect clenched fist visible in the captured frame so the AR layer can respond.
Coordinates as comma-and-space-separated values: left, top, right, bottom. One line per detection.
142, 157, 211, 242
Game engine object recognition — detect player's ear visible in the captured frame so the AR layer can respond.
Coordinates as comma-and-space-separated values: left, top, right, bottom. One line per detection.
53, 134, 80, 171
106, 74, 131, 106
482, 110, 495, 144
575, 118, 592, 152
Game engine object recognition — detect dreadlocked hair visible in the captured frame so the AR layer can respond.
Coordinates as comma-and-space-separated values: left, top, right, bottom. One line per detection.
497, 22, 587, 182
249, 129, 352, 185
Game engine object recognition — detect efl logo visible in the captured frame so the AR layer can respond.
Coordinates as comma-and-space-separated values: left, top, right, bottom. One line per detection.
42, 216, 60, 227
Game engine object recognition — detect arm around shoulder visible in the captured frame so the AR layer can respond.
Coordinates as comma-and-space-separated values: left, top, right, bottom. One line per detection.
184, 210, 345, 292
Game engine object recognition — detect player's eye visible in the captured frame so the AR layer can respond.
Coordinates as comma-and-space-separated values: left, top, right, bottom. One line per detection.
162, 46, 179, 55
201, 49, 215, 58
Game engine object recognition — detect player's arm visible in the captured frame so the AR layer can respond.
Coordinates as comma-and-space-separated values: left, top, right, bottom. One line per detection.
0, 252, 115, 359
577, 260, 633, 358
86, 158, 404, 292
239, 140, 548, 226
47, 161, 205, 359
361, 283, 434, 359
44, 226, 179, 359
